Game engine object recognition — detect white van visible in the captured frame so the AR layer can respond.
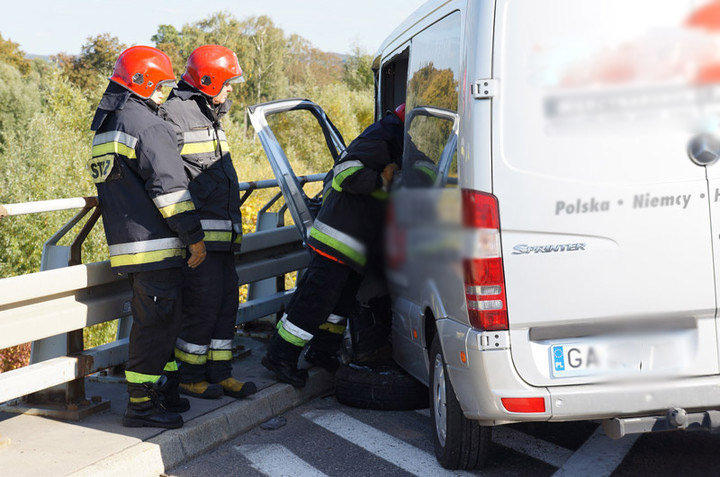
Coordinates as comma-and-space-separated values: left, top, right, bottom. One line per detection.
249, 0, 720, 469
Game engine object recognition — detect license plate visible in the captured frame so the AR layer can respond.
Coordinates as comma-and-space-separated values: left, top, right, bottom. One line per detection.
549, 343, 642, 378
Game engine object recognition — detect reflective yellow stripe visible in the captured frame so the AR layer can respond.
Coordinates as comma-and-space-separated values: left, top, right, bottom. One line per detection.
234, 234, 243, 244
163, 361, 178, 372
203, 231, 233, 242
181, 140, 229, 155
158, 200, 195, 218
175, 347, 207, 365
370, 189, 389, 200
125, 370, 161, 384
319, 322, 346, 335
130, 396, 151, 403
208, 349, 233, 361
110, 248, 185, 267
92, 142, 137, 159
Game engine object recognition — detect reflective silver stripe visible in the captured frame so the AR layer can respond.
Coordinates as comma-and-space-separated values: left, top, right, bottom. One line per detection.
209, 339, 233, 350
312, 220, 366, 256
233, 223, 242, 234
182, 129, 227, 143
176, 337, 209, 355
333, 160, 364, 175
182, 130, 212, 143
281, 315, 314, 341
108, 237, 184, 256
152, 189, 192, 208
92, 130, 138, 148
201, 219, 232, 230
327, 314, 346, 324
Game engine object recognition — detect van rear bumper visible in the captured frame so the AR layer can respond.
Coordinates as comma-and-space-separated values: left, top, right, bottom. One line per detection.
547, 375, 720, 421
446, 323, 720, 425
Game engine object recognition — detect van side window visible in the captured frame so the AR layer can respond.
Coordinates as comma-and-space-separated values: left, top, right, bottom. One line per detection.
404, 11, 461, 188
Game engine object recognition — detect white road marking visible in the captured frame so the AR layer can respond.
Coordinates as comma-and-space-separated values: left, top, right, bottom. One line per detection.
493, 426, 573, 468
552, 427, 638, 477
414, 408, 431, 417
235, 444, 328, 477
303, 410, 472, 477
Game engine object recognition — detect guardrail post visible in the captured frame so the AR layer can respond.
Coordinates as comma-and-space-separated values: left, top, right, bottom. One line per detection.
247, 199, 285, 324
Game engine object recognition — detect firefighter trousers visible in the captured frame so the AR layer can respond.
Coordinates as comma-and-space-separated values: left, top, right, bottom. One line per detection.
278, 251, 363, 349
175, 251, 238, 384
126, 269, 183, 386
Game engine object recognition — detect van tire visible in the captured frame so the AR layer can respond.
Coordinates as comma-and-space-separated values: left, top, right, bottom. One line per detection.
429, 335, 490, 469
334, 361, 429, 411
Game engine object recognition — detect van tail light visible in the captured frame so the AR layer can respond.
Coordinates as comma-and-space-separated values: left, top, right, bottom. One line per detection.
501, 397, 546, 413
462, 190, 508, 331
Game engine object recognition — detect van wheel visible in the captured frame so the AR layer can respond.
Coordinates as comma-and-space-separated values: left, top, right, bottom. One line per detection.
429, 335, 490, 469
335, 360, 429, 411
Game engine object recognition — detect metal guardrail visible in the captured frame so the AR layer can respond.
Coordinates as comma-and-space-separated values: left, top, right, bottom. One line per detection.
0, 175, 322, 416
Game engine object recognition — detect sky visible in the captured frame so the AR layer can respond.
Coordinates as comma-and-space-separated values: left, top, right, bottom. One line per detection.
0, 0, 424, 57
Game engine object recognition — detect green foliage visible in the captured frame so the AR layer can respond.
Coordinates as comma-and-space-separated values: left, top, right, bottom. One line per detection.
343, 45, 374, 92
0, 62, 42, 150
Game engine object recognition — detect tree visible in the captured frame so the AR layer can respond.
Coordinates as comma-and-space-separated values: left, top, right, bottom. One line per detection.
0, 33, 30, 74
55, 33, 126, 91
343, 45, 374, 92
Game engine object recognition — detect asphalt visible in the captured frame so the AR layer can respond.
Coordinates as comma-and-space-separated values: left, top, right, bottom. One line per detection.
0, 336, 333, 476
173, 394, 720, 477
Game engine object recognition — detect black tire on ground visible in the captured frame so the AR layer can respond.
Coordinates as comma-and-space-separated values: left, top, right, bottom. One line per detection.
334, 361, 429, 411
429, 335, 491, 470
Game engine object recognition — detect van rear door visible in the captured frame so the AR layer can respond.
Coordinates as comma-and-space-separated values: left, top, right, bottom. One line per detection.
493, 0, 720, 386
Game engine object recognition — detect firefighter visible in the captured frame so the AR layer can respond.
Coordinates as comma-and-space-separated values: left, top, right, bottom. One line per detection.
262, 104, 406, 387
160, 45, 257, 399
90, 46, 207, 428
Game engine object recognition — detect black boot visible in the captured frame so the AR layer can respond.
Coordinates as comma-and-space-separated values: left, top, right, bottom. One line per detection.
123, 377, 184, 429
162, 371, 191, 413
303, 346, 340, 372
262, 333, 307, 388
304, 329, 342, 373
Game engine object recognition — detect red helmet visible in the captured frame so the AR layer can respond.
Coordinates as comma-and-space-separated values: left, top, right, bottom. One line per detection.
394, 103, 406, 123
109, 46, 176, 99
182, 45, 244, 97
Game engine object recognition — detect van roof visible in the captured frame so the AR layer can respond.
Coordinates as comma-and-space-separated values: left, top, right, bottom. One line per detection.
372, 0, 453, 68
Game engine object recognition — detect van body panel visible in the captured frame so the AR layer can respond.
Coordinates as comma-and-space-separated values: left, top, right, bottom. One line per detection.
491, 0, 720, 387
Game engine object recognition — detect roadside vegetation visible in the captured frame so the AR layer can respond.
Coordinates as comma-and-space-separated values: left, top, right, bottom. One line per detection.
0, 15, 375, 371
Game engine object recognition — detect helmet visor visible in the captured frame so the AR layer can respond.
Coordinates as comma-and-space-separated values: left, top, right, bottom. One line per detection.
226, 75, 245, 84
158, 79, 178, 89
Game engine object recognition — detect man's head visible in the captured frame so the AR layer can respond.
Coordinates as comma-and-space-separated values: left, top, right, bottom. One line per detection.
109, 46, 177, 101
182, 45, 244, 103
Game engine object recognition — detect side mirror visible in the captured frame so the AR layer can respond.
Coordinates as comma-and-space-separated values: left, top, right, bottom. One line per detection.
688, 133, 720, 167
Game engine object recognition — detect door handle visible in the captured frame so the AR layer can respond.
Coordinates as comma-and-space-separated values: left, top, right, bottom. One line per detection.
688, 133, 720, 166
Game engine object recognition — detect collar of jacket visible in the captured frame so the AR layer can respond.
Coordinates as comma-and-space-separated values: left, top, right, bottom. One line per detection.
170, 80, 232, 119
91, 83, 132, 131
91, 83, 161, 131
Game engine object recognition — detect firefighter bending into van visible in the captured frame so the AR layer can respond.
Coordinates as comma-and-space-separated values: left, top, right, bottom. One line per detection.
160, 45, 257, 400
262, 104, 406, 387
89, 46, 206, 428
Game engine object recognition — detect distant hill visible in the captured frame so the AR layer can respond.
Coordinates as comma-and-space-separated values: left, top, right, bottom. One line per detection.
25, 54, 51, 61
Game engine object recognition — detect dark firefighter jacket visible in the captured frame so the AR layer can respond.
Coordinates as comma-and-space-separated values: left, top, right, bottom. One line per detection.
160, 81, 242, 252
90, 83, 204, 273
307, 113, 404, 272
